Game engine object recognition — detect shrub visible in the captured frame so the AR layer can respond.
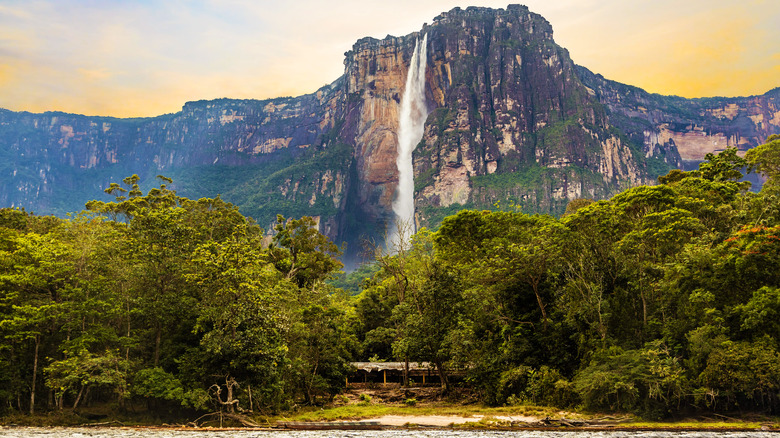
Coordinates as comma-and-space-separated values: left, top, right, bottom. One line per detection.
496, 366, 577, 408
358, 393, 372, 406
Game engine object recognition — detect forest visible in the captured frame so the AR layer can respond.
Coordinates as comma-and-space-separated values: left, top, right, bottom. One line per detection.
1, 134, 780, 420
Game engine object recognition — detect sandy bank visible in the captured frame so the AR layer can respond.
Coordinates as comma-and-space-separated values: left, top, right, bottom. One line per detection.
358, 414, 540, 426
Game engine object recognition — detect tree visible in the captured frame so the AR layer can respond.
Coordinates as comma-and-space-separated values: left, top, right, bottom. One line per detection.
45, 349, 130, 409
560, 201, 624, 345
0, 231, 70, 414
563, 198, 595, 216
437, 211, 565, 330
130, 206, 197, 367
378, 230, 466, 391
361, 224, 435, 385
285, 286, 357, 404
722, 225, 780, 299
746, 134, 780, 184
574, 342, 687, 417
354, 280, 398, 360
86, 174, 179, 221
737, 286, 780, 343
187, 225, 290, 410
616, 208, 705, 330
698, 147, 748, 183
45, 216, 132, 409
269, 215, 343, 289
392, 261, 463, 392
658, 168, 695, 185
698, 340, 780, 411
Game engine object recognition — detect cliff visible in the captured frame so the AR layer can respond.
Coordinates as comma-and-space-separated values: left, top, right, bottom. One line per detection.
408, 6, 647, 227
576, 66, 780, 166
1, 5, 778, 266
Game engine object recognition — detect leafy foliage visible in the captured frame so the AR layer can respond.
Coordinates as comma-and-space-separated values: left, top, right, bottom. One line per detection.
0, 176, 348, 415
4, 143, 780, 418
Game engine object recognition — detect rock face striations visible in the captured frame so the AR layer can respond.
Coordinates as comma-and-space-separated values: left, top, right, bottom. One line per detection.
410, 6, 647, 225
576, 66, 780, 167
1, 5, 779, 265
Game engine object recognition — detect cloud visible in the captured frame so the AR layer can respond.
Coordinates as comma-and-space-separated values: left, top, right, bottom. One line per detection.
0, 4, 31, 20
557, 0, 780, 97
78, 67, 114, 81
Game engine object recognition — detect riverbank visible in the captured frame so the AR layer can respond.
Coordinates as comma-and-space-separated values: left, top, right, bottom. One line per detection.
1, 412, 777, 432
1, 426, 779, 438
2, 390, 778, 431
271, 406, 778, 431
264, 388, 777, 431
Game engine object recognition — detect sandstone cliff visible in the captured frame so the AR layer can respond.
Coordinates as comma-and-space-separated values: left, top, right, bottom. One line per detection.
333, 5, 655, 235
576, 66, 780, 166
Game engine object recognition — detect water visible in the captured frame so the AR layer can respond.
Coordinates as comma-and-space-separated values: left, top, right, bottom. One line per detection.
389, 33, 428, 251
1, 429, 775, 438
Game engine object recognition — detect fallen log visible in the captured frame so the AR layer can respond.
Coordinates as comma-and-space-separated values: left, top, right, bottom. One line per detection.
80, 420, 125, 427
188, 411, 261, 428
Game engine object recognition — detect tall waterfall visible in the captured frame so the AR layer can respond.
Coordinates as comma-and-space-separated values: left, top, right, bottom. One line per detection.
389, 34, 428, 250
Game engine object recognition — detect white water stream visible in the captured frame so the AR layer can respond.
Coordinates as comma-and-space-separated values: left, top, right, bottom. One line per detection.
389, 34, 428, 250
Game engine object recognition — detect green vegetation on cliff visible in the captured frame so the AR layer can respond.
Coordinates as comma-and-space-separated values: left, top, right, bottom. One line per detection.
167, 140, 353, 229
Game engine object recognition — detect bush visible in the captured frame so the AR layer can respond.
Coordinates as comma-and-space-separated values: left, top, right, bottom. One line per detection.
697, 339, 780, 412
496, 366, 577, 408
358, 393, 372, 406
573, 343, 687, 419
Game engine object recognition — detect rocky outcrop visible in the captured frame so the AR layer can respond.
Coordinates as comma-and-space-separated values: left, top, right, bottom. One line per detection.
1, 5, 779, 266
0, 85, 342, 213
341, 35, 414, 226
406, 6, 646, 226
576, 66, 780, 166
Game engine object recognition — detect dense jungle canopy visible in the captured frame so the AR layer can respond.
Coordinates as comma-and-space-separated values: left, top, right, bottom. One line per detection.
1, 135, 780, 419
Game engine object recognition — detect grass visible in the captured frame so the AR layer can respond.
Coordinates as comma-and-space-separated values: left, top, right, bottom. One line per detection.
0, 409, 178, 427
262, 400, 779, 431
266, 402, 562, 423
3, 405, 777, 430
263, 403, 779, 431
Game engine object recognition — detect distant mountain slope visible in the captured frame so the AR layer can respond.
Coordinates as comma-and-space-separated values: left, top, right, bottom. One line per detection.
576, 66, 780, 166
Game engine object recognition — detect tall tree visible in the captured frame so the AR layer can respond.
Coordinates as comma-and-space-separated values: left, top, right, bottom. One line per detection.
269, 215, 343, 289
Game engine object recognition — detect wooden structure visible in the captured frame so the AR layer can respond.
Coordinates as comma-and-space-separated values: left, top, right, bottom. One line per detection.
347, 362, 442, 387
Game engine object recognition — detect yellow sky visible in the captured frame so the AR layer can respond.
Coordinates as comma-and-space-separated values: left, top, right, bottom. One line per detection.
1, 0, 778, 118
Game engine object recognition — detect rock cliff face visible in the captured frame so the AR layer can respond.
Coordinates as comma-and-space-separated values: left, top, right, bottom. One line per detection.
336, 5, 655, 234
0, 88, 341, 213
576, 66, 780, 166
407, 6, 648, 227
1, 5, 778, 265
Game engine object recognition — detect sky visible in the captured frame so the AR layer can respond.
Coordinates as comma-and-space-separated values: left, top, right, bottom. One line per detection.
1, 0, 779, 118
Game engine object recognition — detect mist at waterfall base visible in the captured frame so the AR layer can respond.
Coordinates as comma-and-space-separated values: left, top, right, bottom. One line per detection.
388, 34, 428, 251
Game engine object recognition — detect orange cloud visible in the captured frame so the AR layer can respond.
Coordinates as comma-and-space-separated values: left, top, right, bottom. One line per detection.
78, 68, 114, 81
563, 1, 780, 98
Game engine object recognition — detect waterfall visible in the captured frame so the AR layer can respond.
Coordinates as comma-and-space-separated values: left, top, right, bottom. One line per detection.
389, 34, 428, 250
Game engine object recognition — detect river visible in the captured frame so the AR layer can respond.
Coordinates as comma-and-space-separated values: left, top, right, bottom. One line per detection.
0, 429, 777, 438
